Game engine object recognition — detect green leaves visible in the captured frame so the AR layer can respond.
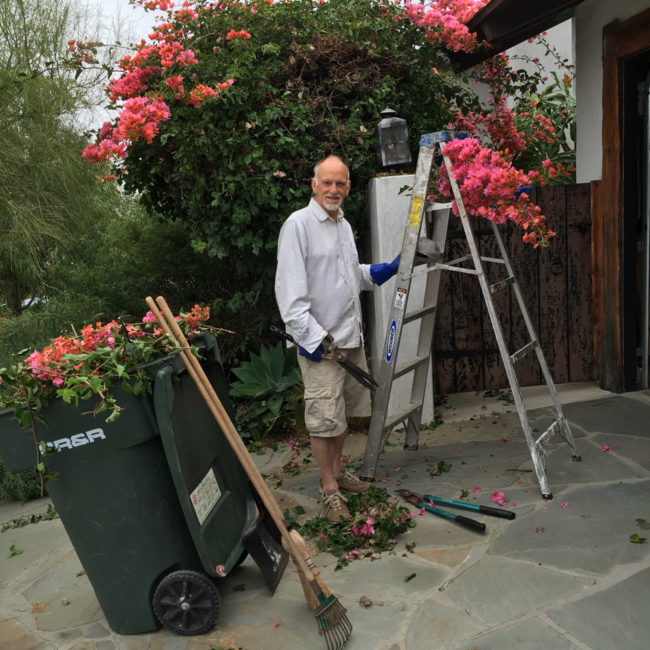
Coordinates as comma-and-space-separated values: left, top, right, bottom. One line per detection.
7, 544, 23, 558
299, 486, 416, 569
231, 343, 301, 398
230, 343, 303, 445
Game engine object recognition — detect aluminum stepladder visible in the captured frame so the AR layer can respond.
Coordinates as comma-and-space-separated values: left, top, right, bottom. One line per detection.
360, 130, 581, 499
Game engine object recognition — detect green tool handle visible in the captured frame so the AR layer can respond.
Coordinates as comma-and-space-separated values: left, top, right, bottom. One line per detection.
425, 495, 516, 520
421, 503, 486, 533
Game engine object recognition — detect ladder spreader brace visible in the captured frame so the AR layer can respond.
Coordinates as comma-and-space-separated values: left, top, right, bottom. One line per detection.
360, 131, 581, 499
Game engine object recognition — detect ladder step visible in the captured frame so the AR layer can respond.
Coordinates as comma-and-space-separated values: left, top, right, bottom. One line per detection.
511, 340, 539, 362
393, 355, 429, 379
384, 403, 421, 432
536, 419, 560, 448
490, 275, 515, 294
404, 303, 436, 324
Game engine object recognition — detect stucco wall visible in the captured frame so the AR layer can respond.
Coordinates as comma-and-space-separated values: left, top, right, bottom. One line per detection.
575, 0, 650, 183
506, 20, 575, 83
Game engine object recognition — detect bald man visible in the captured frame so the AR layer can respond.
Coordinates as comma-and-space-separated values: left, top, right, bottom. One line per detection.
275, 156, 399, 522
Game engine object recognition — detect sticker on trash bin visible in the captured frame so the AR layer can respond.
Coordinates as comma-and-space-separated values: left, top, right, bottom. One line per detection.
190, 468, 222, 525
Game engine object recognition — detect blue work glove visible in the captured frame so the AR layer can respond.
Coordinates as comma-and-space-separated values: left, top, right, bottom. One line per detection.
515, 185, 534, 198
299, 343, 326, 362
370, 254, 401, 286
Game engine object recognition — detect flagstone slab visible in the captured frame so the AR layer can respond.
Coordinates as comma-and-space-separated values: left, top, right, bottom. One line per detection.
489, 481, 650, 573
443, 616, 581, 650
405, 595, 484, 648
590, 433, 650, 472
562, 397, 650, 438
547, 567, 650, 650
444, 555, 591, 625
544, 434, 644, 487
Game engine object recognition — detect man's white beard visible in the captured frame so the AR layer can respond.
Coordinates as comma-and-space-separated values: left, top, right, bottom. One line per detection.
323, 198, 342, 211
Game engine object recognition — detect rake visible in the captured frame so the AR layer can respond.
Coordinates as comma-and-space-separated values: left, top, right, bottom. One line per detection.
146, 296, 352, 650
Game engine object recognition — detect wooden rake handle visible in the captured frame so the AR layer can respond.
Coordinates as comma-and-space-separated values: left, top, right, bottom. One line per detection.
145, 296, 314, 581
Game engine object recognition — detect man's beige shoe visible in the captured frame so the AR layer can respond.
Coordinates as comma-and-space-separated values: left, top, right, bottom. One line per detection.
336, 469, 371, 494
322, 489, 351, 523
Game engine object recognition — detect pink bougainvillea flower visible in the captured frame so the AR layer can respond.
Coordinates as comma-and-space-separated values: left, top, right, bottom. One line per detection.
561, 502, 569, 508
418, 507, 426, 516
472, 485, 480, 493
602, 444, 612, 452
490, 491, 506, 506
351, 517, 376, 537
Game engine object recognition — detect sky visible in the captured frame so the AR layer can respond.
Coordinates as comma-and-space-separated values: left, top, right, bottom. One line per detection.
80, 0, 160, 128
85, 0, 158, 44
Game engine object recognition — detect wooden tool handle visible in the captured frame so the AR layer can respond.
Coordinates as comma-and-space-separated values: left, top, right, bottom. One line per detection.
146, 297, 313, 580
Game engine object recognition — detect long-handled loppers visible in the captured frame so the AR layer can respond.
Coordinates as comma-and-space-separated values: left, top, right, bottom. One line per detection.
147, 297, 352, 650
397, 489, 516, 532
397, 489, 486, 533
270, 325, 377, 390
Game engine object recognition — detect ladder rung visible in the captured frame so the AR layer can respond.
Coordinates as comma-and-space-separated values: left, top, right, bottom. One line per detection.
490, 275, 515, 294
511, 340, 538, 362
394, 355, 429, 379
384, 403, 421, 432
480, 256, 506, 265
536, 420, 560, 448
446, 254, 473, 266
404, 303, 436, 324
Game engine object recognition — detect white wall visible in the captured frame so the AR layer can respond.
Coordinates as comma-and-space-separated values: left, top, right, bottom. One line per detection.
367, 175, 436, 424
575, 0, 650, 183
506, 20, 575, 86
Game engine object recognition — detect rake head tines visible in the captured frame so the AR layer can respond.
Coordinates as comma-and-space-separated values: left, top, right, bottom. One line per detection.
315, 594, 352, 650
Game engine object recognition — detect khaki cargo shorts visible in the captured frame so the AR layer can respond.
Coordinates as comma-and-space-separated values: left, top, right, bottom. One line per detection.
297, 346, 372, 438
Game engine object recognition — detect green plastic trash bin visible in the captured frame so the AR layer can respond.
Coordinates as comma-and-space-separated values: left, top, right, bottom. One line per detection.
0, 333, 287, 636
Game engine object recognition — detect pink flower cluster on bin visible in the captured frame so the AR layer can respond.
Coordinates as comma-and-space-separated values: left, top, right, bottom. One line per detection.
23, 305, 210, 390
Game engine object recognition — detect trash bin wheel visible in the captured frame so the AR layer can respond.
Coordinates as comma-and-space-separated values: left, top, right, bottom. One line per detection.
153, 569, 220, 636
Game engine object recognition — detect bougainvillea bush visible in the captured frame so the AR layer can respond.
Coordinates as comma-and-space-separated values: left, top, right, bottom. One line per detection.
80, 0, 489, 355
80, 0, 574, 351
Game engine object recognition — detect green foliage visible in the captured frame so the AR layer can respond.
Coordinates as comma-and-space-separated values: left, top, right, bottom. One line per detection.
0, 0, 118, 316
230, 343, 303, 445
0, 195, 231, 368
0, 503, 58, 528
0, 458, 43, 501
513, 71, 576, 182
299, 487, 415, 569
110, 0, 474, 355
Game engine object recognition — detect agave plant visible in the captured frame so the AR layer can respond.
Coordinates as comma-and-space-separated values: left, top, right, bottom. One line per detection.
230, 343, 303, 445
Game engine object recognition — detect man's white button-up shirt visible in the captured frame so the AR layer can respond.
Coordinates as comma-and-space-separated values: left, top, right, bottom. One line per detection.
275, 198, 374, 353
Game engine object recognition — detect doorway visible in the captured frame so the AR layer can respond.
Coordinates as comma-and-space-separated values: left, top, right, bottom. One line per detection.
623, 54, 650, 389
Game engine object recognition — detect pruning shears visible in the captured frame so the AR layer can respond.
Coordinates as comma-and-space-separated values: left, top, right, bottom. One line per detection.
397, 488, 514, 533
270, 325, 378, 390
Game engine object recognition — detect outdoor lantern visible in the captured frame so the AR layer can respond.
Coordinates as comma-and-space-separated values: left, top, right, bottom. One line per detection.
376, 107, 412, 167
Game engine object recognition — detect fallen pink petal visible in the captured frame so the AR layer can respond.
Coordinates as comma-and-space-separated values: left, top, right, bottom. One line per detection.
472, 485, 481, 493
490, 491, 506, 506
561, 502, 569, 508
602, 444, 612, 452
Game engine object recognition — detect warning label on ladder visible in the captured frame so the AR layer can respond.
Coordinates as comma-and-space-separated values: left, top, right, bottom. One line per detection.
394, 288, 407, 310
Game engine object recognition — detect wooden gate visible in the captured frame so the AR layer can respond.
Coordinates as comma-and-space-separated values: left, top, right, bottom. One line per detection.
434, 183, 594, 393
